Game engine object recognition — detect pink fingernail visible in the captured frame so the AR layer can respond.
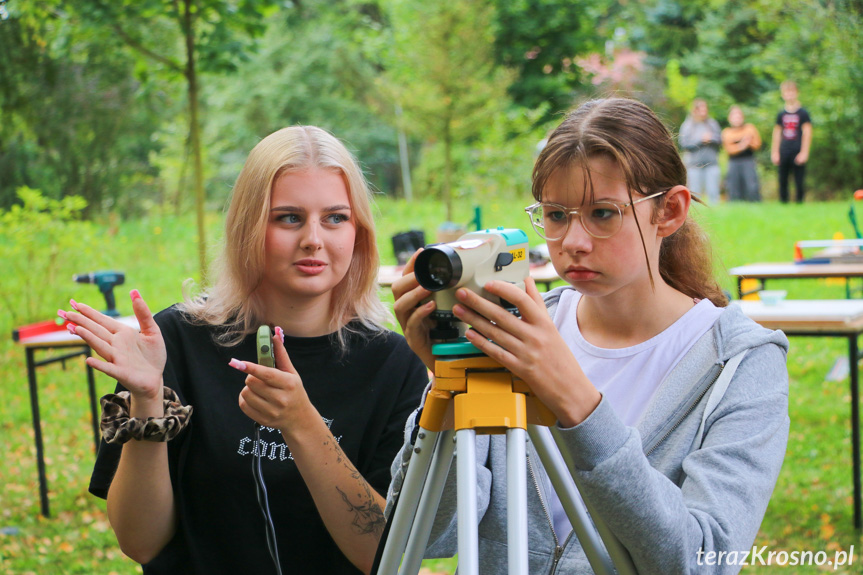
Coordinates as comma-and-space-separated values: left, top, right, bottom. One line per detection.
70, 299, 79, 311
58, 309, 67, 319
229, 358, 247, 371
67, 323, 77, 335
130, 289, 141, 301
275, 326, 285, 344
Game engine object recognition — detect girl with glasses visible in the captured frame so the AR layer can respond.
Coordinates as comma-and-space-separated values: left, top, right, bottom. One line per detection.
390, 98, 789, 574
62, 127, 428, 574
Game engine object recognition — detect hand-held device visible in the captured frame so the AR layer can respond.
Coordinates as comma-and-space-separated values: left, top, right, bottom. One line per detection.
257, 325, 275, 368
253, 324, 282, 574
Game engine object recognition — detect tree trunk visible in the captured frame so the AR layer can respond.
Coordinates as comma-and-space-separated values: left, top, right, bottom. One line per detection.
184, 0, 207, 282
173, 132, 191, 217
444, 119, 453, 223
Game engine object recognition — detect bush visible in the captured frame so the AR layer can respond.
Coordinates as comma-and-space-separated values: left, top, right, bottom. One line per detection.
0, 188, 99, 332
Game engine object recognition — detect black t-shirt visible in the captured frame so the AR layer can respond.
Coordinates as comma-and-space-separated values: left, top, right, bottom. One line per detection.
776, 107, 812, 157
90, 306, 428, 574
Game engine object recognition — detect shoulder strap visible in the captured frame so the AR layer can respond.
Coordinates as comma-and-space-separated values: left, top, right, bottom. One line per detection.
696, 350, 748, 446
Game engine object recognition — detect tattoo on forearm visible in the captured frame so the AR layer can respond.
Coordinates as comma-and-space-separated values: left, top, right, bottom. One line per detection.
336, 485, 386, 536
325, 438, 386, 537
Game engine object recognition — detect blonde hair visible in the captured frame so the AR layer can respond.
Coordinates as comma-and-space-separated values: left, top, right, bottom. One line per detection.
180, 126, 390, 347
532, 98, 728, 307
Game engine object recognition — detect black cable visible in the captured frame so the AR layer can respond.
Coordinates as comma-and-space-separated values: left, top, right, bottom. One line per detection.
253, 423, 283, 575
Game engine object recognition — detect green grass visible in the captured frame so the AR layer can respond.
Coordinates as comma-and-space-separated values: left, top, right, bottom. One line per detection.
2, 198, 863, 573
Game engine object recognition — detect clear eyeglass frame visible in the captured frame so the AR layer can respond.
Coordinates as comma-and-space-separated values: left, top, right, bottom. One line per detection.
524, 189, 669, 241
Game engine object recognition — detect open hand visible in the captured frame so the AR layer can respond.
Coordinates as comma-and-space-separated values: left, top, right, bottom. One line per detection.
61, 290, 165, 402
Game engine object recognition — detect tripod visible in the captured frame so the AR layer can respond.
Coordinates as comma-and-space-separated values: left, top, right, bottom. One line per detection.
375, 353, 638, 575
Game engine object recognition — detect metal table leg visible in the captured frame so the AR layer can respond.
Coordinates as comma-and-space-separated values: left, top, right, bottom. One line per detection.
25, 347, 50, 518
85, 349, 100, 451
23, 343, 97, 517
850, 334, 861, 529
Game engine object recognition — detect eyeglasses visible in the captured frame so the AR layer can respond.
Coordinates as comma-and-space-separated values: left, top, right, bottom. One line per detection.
524, 190, 668, 241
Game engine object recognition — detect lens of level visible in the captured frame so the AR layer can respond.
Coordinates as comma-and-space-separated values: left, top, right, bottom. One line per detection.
415, 246, 462, 290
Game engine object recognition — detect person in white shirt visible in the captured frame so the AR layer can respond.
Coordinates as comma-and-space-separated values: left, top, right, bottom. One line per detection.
389, 97, 789, 574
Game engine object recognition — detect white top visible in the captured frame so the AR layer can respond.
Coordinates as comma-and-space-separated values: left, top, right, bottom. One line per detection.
544, 289, 723, 539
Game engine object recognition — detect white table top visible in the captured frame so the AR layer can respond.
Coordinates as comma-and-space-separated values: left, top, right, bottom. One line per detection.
733, 300, 863, 333
729, 262, 863, 278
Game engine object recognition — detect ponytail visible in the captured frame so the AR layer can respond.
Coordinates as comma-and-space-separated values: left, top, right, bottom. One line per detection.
658, 215, 728, 307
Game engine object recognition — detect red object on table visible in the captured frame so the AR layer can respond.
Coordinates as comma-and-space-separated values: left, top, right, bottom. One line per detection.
12, 319, 71, 342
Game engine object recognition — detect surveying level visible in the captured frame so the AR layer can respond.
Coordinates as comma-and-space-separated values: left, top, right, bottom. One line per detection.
374, 350, 638, 575
414, 227, 530, 343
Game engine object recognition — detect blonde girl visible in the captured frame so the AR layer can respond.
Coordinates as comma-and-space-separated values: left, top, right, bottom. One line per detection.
65, 126, 428, 575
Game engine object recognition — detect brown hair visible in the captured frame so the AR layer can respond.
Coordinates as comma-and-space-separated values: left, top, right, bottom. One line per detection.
532, 98, 728, 307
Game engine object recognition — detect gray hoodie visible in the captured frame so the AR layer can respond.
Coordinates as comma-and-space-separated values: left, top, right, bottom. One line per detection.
679, 116, 722, 169
387, 287, 789, 574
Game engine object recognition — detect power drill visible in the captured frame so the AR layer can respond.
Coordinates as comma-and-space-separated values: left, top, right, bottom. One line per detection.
73, 271, 126, 317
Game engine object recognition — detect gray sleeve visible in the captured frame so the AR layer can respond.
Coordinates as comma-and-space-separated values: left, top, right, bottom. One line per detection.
679, 118, 699, 151
556, 343, 789, 574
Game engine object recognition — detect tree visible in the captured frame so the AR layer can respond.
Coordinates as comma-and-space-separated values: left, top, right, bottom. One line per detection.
678, 3, 774, 110
76, 0, 279, 281
203, 2, 403, 197
631, 0, 705, 60
0, 4, 162, 212
492, 0, 611, 123
380, 0, 514, 221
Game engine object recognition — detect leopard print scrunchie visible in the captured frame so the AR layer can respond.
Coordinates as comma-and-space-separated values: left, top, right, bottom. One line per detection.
100, 386, 193, 444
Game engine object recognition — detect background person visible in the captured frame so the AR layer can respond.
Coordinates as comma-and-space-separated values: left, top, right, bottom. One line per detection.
722, 105, 762, 202
390, 98, 789, 574
63, 126, 428, 574
679, 98, 722, 204
771, 80, 813, 203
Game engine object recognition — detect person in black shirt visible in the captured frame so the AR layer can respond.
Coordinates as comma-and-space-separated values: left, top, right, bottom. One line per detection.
61, 126, 428, 574
770, 80, 813, 203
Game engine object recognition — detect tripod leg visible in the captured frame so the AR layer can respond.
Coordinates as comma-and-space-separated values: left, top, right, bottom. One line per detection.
506, 428, 529, 574
456, 428, 480, 575
528, 426, 619, 575
399, 429, 456, 575
377, 428, 440, 575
